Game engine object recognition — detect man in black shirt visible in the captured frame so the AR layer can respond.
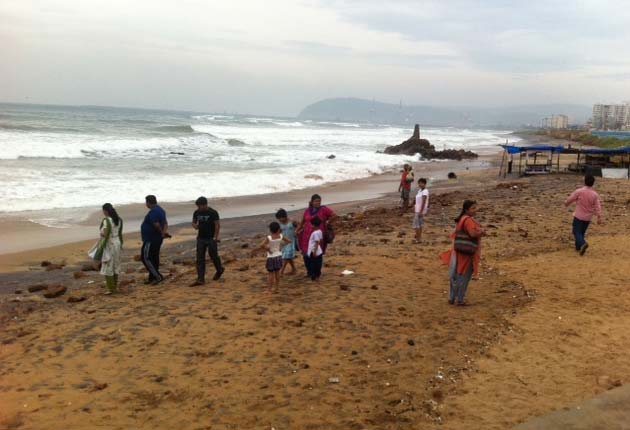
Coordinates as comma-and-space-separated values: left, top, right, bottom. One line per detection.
191, 196, 224, 286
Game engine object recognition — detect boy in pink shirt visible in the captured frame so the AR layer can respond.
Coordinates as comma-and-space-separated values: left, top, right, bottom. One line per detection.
564, 175, 603, 255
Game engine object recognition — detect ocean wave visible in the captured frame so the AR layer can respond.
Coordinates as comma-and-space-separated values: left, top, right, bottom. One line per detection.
153, 124, 196, 133
0, 123, 91, 133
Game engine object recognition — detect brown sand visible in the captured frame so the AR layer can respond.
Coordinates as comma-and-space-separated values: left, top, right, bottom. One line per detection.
1, 173, 629, 429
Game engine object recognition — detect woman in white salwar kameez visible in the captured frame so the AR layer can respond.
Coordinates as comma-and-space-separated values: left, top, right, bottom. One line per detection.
96, 203, 123, 294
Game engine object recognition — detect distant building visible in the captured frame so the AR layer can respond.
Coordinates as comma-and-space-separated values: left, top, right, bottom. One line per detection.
543, 114, 569, 129
592, 103, 630, 130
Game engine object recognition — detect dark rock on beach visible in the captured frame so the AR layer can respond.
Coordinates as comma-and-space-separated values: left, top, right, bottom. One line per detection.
43, 285, 67, 299
383, 124, 477, 160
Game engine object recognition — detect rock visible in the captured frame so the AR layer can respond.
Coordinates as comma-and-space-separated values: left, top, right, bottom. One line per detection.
240, 243, 249, 249
119, 278, 135, 287
412, 124, 420, 139
27, 284, 47, 293
448, 172, 457, 179
14, 289, 23, 294
383, 125, 477, 160
81, 263, 98, 271
45, 263, 64, 271
43, 285, 67, 298
327, 154, 336, 159
227, 138, 246, 147
371, 285, 379, 290
73, 271, 87, 279
89, 382, 108, 392
407, 339, 415, 346
304, 174, 324, 180
169, 151, 185, 155
67, 296, 87, 303
40, 260, 52, 267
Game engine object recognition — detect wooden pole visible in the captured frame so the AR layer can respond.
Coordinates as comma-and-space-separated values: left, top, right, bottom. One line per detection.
499, 150, 506, 177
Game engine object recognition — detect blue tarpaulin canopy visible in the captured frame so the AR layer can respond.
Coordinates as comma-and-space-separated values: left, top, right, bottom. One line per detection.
580, 147, 630, 155
500, 145, 564, 154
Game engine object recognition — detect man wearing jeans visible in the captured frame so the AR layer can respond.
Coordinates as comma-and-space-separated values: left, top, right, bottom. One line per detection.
564, 175, 603, 255
190, 196, 224, 286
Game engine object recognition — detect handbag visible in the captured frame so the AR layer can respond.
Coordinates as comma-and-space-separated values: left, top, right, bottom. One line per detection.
453, 217, 478, 255
324, 224, 335, 244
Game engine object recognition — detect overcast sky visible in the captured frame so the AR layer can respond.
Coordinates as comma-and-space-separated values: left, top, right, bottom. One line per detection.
1, 0, 629, 116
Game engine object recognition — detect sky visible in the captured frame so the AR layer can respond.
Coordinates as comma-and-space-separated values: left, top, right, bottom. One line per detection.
1, 0, 629, 116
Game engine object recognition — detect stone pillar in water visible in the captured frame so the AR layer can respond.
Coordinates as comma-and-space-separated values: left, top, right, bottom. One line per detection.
412, 124, 420, 139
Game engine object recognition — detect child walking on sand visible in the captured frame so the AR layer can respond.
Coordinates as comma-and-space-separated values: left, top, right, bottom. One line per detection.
275, 209, 297, 275
413, 178, 429, 244
305, 217, 324, 281
251, 222, 292, 293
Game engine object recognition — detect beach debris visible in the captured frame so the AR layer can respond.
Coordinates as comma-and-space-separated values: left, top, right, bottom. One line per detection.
73, 271, 87, 279
327, 154, 336, 159
407, 339, 415, 346
341, 270, 354, 276
448, 172, 457, 179
14, 289, 24, 294
40, 260, 52, 267
89, 382, 108, 392
27, 284, 47, 293
328, 377, 340, 384
45, 263, 65, 271
43, 285, 67, 298
67, 296, 87, 303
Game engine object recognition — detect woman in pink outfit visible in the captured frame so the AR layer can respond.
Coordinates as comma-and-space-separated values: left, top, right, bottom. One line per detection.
296, 194, 336, 274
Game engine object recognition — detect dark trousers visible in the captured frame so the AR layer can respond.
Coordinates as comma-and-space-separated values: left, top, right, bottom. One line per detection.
572, 217, 590, 250
196, 238, 222, 281
141, 240, 163, 282
303, 254, 323, 280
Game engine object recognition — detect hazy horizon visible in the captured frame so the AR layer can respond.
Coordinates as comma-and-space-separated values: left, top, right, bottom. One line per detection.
2, 1, 629, 116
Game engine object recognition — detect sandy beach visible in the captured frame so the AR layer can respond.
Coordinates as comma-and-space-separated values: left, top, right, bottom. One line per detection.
2, 145, 630, 429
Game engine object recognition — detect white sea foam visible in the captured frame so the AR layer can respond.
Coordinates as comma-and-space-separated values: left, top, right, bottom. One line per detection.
0, 105, 518, 213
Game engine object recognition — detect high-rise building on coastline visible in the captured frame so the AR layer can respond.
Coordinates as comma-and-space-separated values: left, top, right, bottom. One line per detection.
592, 103, 630, 130
542, 114, 569, 129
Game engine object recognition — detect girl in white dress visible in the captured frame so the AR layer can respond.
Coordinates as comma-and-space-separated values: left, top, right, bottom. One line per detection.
96, 203, 123, 294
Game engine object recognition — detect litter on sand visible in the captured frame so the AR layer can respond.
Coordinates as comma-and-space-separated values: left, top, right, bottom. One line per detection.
341, 270, 354, 276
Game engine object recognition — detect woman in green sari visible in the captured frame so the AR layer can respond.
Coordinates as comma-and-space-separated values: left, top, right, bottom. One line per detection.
95, 203, 123, 294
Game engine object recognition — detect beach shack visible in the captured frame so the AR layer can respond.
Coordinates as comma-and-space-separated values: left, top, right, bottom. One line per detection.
569, 147, 630, 179
499, 145, 564, 177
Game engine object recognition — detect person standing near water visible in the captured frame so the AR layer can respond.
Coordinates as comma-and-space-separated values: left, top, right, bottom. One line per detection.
398, 164, 414, 214
95, 203, 123, 294
190, 196, 224, 286
440, 200, 485, 305
140, 195, 169, 285
564, 174, 603, 255
413, 178, 429, 244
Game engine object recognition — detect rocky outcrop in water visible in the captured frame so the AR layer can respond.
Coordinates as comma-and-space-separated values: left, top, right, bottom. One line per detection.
383, 125, 478, 160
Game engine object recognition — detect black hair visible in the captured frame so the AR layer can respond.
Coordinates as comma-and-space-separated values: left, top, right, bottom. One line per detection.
585, 175, 595, 187
310, 217, 322, 227
455, 199, 477, 222
145, 195, 157, 205
309, 194, 322, 207
418, 177, 427, 184
275, 208, 288, 219
102, 203, 121, 226
269, 221, 281, 233
195, 196, 208, 206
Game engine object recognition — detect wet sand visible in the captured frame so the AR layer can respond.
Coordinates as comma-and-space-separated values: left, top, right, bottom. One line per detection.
1, 167, 630, 429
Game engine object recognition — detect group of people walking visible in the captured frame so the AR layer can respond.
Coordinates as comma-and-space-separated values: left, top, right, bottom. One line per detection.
91, 193, 336, 295
92, 167, 603, 305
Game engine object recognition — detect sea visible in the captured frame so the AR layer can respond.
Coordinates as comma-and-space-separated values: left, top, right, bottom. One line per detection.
0, 103, 516, 221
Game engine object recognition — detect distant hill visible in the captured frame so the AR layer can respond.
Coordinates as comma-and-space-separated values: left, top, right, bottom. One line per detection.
298, 98, 591, 128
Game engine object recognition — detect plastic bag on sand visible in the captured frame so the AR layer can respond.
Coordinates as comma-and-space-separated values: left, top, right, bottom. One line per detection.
341, 270, 354, 276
